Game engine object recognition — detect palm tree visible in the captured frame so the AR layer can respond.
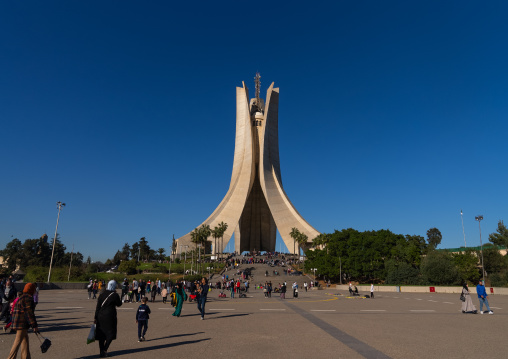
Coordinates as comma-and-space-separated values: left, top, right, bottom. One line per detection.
297, 232, 308, 259
217, 221, 228, 259
290, 227, 300, 257
212, 226, 221, 259
190, 228, 199, 274
198, 224, 211, 274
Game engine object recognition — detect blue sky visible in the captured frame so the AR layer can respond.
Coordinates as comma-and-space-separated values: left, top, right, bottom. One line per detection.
1, 1, 507, 262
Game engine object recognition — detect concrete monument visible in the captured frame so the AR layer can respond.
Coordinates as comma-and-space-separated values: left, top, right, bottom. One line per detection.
176, 74, 319, 254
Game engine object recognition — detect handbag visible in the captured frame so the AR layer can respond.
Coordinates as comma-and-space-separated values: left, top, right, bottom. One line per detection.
459, 294, 465, 302
36, 333, 52, 353
87, 324, 96, 344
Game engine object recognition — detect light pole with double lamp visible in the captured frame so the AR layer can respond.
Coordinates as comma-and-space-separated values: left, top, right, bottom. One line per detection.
475, 215, 485, 282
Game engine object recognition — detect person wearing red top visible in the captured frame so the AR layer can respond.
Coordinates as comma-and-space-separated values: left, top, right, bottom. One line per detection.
7, 283, 39, 359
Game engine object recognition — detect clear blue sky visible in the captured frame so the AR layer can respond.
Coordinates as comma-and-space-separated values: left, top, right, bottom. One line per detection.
1, 1, 507, 262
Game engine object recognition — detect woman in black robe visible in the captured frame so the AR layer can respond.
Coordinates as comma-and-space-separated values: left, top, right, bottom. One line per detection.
94, 280, 122, 357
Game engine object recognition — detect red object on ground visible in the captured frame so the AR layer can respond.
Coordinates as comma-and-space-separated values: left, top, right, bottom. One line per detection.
490, 287, 494, 294
429, 287, 435, 292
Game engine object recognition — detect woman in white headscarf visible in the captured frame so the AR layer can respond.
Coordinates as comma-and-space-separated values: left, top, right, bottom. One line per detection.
94, 280, 122, 357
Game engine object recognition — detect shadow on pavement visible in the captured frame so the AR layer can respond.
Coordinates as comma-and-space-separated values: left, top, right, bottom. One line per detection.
77, 338, 211, 358
144, 332, 204, 342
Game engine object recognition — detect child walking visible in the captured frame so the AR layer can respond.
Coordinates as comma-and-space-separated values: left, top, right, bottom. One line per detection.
161, 286, 168, 304
3, 291, 22, 333
135, 297, 151, 342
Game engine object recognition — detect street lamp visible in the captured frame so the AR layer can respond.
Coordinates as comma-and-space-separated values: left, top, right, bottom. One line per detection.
475, 215, 485, 282
339, 257, 342, 285
461, 210, 467, 248
48, 201, 65, 283
311, 268, 317, 286
183, 245, 189, 280
206, 266, 211, 280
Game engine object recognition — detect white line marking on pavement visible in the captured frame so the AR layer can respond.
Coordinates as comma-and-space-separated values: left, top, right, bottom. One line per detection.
209, 309, 235, 311
56, 307, 83, 309
311, 310, 336, 312
416, 298, 423, 301
393, 297, 399, 298
443, 302, 454, 304
428, 300, 438, 302
260, 309, 286, 311
491, 307, 502, 310
410, 310, 435, 312
360, 310, 386, 312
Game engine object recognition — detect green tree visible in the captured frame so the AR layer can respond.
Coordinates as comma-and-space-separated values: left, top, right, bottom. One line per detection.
420, 250, 460, 285
157, 248, 166, 261
290, 227, 301, 256
426, 228, 442, 249
138, 237, 151, 261
488, 220, 508, 248
212, 226, 221, 259
452, 250, 481, 283
482, 246, 507, 275
121, 243, 131, 261
217, 221, 228, 259
118, 259, 138, 275
1, 238, 23, 272
130, 242, 140, 261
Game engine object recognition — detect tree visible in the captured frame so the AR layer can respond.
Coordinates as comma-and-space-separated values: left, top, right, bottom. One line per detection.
426, 228, 442, 249
297, 232, 309, 256
420, 250, 460, 285
130, 242, 140, 261
121, 243, 131, 261
489, 220, 508, 248
290, 227, 301, 256
1, 238, 23, 272
212, 226, 221, 259
157, 248, 166, 261
138, 237, 151, 261
217, 221, 228, 258
452, 250, 481, 283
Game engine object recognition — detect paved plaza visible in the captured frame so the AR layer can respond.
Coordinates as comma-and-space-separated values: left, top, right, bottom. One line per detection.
1, 282, 507, 359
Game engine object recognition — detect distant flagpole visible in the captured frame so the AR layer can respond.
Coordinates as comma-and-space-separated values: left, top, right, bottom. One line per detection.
461, 209, 467, 248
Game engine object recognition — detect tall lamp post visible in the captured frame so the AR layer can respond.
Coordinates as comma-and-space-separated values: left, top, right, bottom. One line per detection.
339, 257, 342, 285
311, 268, 317, 286
461, 210, 467, 248
183, 245, 189, 280
475, 215, 485, 282
48, 201, 65, 283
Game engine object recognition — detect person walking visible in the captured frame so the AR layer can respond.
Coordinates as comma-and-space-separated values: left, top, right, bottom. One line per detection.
136, 297, 151, 342
87, 278, 93, 299
94, 280, 122, 358
461, 282, 477, 314
121, 279, 129, 303
172, 282, 187, 317
280, 283, 286, 299
370, 283, 374, 299
92, 280, 98, 299
7, 283, 39, 359
1, 278, 16, 322
476, 280, 493, 314
197, 278, 209, 320
132, 279, 139, 302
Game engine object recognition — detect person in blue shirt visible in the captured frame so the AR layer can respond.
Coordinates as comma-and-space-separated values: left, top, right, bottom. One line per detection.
136, 297, 151, 341
197, 278, 209, 320
476, 280, 493, 315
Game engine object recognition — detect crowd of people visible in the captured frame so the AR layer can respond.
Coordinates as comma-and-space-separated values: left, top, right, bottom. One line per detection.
0, 259, 498, 358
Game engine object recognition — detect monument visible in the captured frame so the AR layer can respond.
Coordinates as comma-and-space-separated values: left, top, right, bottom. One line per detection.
176, 74, 319, 254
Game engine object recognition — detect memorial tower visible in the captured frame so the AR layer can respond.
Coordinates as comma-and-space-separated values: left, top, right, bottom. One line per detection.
176, 74, 319, 254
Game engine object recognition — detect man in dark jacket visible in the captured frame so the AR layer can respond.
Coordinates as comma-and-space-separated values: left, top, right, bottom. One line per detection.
1, 278, 17, 322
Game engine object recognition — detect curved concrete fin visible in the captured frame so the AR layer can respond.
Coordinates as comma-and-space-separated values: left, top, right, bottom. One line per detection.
176, 84, 254, 252
259, 85, 320, 253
